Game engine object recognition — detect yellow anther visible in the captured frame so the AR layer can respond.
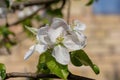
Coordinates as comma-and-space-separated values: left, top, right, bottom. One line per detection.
56, 36, 64, 44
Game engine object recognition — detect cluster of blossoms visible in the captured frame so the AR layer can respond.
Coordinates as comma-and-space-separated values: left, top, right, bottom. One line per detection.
24, 18, 87, 65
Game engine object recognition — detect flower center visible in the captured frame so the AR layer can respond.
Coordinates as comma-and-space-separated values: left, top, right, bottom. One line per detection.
56, 35, 64, 44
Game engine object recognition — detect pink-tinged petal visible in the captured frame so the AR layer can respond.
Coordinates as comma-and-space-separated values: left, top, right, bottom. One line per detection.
52, 45, 70, 65
24, 45, 35, 60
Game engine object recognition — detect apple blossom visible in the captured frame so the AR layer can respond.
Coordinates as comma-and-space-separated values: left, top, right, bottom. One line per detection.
24, 18, 87, 65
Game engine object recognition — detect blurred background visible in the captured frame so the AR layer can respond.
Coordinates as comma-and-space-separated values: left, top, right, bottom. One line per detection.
0, 0, 120, 80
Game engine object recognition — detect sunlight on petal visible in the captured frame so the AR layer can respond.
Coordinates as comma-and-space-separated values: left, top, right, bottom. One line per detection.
52, 45, 70, 65
24, 45, 35, 60
63, 36, 80, 51
35, 44, 47, 54
48, 27, 65, 43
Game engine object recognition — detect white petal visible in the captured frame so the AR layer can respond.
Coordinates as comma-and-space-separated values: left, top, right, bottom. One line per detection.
36, 35, 48, 44
37, 25, 49, 44
52, 45, 70, 65
38, 25, 49, 35
24, 45, 35, 60
63, 35, 80, 51
35, 44, 47, 54
73, 20, 86, 31
74, 31, 87, 48
52, 18, 69, 30
48, 27, 65, 43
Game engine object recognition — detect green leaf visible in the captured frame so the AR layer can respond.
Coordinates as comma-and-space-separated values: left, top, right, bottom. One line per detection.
37, 53, 50, 74
92, 64, 100, 74
22, 19, 34, 37
22, 19, 32, 27
70, 53, 82, 66
37, 52, 51, 80
0, 26, 15, 37
33, 15, 41, 21
71, 50, 100, 74
45, 51, 69, 80
71, 50, 93, 66
25, 26, 38, 35
86, 0, 94, 6
0, 63, 6, 80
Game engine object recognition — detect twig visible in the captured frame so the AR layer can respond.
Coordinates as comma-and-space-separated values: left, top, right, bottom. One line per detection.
11, 0, 58, 10
5, 72, 94, 80
8, 6, 45, 27
60, 0, 66, 10
67, 0, 71, 24
8, 0, 66, 27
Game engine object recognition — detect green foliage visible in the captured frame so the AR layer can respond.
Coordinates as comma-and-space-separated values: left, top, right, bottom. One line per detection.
0, 63, 6, 80
92, 64, 100, 74
0, 25, 14, 37
25, 26, 37, 35
22, 19, 32, 27
37, 53, 50, 74
46, 8, 63, 17
0, 25, 16, 49
37, 50, 69, 80
70, 52, 82, 66
22, 19, 33, 36
5, 0, 10, 8
46, 51, 69, 80
86, 0, 95, 6
33, 15, 41, 22
70, 50, 100, 74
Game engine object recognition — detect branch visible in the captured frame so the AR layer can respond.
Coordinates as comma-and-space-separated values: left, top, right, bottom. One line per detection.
60, 0, 66, 10
11, 0, 58, 10
67, 0, 71, 24
8, 0, 65, 27
8, 6, 45, 27
5, 72, 94, 80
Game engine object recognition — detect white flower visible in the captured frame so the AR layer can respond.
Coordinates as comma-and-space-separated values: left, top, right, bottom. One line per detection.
47, 18, 70, 64
24, 18, 87, 65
